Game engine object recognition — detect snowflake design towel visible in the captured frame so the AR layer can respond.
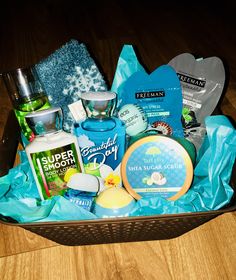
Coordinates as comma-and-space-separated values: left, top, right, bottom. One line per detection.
35, 39, 107, 132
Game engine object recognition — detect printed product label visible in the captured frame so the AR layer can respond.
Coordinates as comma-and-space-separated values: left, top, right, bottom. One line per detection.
183, 99, 202, 109
122, 136, 193, 200
177, 73, 206, 88
30, 143, 83, 199
177, 72, 206, 93
135, 90, 165, 99
77, 134, 122, 176
120, 65, 184, 137
75, 118, 126, 188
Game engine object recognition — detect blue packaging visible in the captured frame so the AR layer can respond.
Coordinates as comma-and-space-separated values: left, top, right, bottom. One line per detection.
64, 189, 96, 212
75, 118, 126, 177
74, 92, 126, 184
112, 45, 184, 138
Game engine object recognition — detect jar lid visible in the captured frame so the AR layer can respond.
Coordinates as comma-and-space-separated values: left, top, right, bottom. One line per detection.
25, 107, 62, 135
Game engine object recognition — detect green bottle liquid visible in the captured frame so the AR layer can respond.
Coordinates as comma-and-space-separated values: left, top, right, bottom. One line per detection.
2, 67, 51, 141
14, 95, 50, 141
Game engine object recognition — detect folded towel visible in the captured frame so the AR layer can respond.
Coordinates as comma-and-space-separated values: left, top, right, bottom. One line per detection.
35, 39, 107, 131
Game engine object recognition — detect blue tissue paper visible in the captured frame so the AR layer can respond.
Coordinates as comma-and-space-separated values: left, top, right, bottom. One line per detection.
35, 39, 107, 132
130, 115, 235, 216
111, 44, 145, 104
0, 153, 97, 223
0, 116, 235, 221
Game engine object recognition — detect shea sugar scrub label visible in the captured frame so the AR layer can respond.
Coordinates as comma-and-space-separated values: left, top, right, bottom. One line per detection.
121, 135, 193, 200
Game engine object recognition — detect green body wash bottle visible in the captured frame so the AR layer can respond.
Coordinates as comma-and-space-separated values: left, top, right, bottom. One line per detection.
2, 66, 50, 141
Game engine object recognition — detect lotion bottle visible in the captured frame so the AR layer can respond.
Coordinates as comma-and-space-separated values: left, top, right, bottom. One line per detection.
25, 107, 84, 200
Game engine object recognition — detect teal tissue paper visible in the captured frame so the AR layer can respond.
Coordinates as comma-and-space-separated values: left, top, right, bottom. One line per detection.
0, 198, 52, 223
111, 44, 145, 103
0, 159, 39, 200
130, 115, 235, 216
0, 152, 97, 223
35, 39, 107, 132
38, 196, 97, 222
0, 196, 96, 223
192, 115, 236, 210
0, 116, 235, 222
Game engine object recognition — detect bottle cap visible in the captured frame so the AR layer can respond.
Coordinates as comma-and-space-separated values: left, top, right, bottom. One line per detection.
80, 91, 116, 118
25, 107, 62, 135
2, 66, 46, 107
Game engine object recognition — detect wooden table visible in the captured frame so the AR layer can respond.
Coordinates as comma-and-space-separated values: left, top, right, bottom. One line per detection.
0, 1, 235, 279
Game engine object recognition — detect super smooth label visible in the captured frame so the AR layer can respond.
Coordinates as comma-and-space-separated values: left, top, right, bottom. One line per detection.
30, 143, 83, 199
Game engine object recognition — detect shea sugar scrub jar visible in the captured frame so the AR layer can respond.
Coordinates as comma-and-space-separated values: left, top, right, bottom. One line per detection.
121, 135, 193, 201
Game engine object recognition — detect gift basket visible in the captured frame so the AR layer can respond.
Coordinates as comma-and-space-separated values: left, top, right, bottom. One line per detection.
0, 40, 235, 246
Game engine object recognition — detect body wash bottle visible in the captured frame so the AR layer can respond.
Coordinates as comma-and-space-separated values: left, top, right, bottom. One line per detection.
74, 91, 126, 187
25, 107, 84, 200
2, 67, 51, 141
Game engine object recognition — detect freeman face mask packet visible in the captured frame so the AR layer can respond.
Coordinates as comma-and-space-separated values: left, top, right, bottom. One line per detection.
112, 45, 184, 138
168, 53, 225, 150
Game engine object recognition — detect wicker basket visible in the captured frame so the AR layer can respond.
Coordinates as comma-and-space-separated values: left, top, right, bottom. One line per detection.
0, 111, 235, 246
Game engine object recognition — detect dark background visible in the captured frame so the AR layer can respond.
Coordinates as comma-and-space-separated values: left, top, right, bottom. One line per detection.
0, 0, 235, 130
0, 0, 236, 85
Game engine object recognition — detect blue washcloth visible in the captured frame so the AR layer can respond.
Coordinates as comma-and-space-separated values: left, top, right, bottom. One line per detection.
35, 39, 107, 132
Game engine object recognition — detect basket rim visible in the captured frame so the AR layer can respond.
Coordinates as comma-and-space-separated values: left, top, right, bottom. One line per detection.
1, 202, 235, 228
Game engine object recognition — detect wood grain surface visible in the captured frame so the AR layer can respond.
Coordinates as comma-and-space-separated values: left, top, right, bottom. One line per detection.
0, 212, 235, 280
0, 1, 235, 279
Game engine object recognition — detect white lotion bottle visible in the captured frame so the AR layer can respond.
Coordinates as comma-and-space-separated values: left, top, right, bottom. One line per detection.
25, 107, 84, 200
